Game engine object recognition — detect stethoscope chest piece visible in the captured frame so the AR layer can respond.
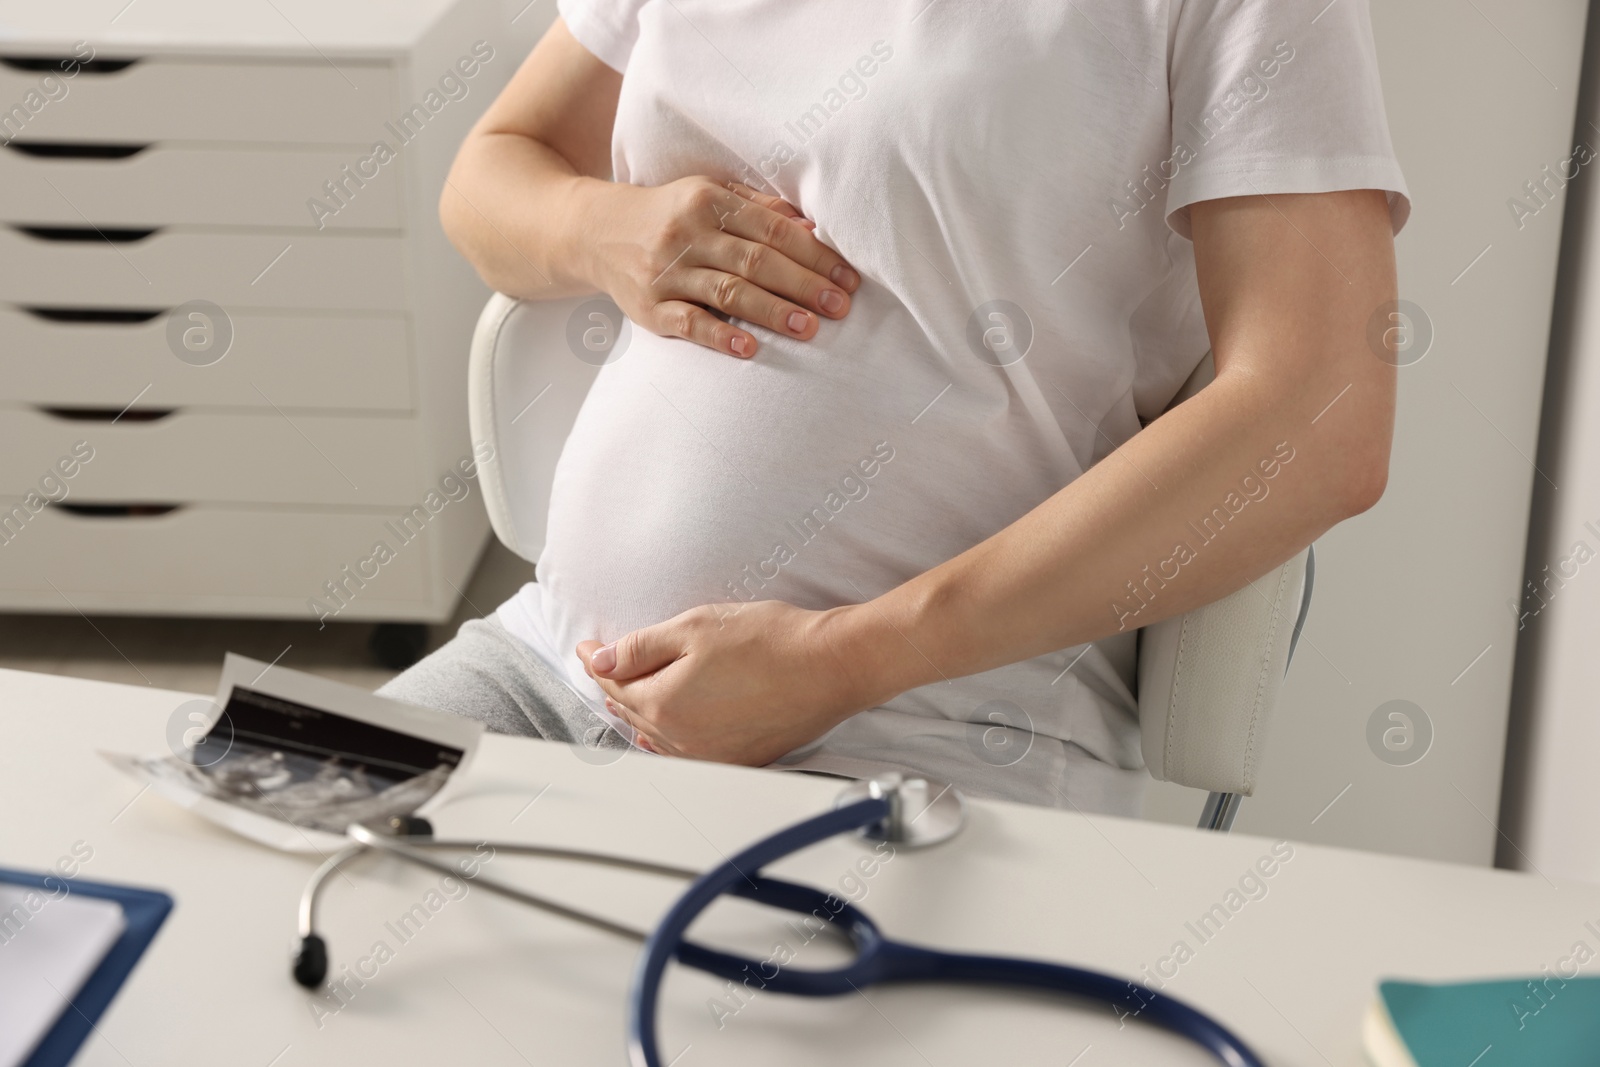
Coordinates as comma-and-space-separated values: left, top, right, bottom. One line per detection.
834, 773, 965, 848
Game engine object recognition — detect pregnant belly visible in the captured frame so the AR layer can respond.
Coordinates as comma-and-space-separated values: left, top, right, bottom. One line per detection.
533, 312, 1075, 658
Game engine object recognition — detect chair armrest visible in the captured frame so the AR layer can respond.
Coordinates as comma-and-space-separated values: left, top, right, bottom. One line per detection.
1136, 546, 1311, 795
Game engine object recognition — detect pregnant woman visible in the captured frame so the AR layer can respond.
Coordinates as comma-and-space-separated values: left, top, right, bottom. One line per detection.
380, 0, 1411, 815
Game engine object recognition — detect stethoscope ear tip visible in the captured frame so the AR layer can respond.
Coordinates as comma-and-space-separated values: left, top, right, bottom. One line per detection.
292, 933, 329, 989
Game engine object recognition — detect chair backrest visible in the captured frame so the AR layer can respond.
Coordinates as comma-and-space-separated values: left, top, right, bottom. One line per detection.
468, 295, 1311, 800
468, 293, 603, 561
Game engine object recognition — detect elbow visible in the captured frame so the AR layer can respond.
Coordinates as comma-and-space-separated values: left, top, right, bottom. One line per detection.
1334, 392, 1396, 519
1327, 423, 1391, 518
437, 159, 510, 295
1340, 456, 1389, 518
438, 128, 502, 282
1308, 362, 1396, 521
438, 165, 472, 262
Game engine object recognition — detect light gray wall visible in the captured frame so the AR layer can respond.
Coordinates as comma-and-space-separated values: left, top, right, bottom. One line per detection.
1142, 0, 1592, 866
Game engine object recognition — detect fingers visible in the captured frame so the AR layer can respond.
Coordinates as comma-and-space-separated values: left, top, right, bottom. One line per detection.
704, 234, 852, 326
684, 268, 820, 342
603, 696, 681, 757
715, 194, 860, 295
639, 177, 859, 359
578, 610, 708, 758
577, 637, 678, 754
726, 180, 810, 226
580, 642, 687, 757
654, 300, 758, 357
580, 625, 680, 683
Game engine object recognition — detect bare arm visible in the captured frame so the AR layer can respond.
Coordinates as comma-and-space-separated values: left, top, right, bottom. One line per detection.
580, 188, 1398, 763
439, 19, 620, 299
828, 189, 1398, 701
440, 20, 861, 358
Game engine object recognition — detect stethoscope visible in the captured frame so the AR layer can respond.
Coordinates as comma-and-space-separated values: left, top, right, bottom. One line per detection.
291, 774, 1265, 1067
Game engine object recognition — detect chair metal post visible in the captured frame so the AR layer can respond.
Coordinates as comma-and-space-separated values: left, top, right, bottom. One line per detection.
1198, 791, 1242, 832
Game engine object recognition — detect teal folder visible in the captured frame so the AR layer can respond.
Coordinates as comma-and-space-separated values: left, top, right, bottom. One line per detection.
1365, 975, 1600, 1067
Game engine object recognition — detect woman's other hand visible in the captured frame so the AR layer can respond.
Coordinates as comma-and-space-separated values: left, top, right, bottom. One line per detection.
576, 600, 871, 764
576, 177, 860, 358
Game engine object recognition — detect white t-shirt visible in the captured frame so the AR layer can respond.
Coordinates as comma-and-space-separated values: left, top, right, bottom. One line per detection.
498, 0, 1411, 813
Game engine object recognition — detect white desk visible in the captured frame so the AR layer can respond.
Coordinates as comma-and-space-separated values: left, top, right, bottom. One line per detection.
3, 667, 1593, 1067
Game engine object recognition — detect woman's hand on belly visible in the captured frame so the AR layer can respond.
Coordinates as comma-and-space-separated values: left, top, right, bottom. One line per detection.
576, 599, 866, 765
577, 176, 860, 359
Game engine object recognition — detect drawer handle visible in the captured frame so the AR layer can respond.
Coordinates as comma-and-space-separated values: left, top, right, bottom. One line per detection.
24, 306, 166, 324
15, 224, 159, 243
5, 142, 148, 160
39, 406, 175, 423
55, 503, 181, 519
0, 57, 139, 75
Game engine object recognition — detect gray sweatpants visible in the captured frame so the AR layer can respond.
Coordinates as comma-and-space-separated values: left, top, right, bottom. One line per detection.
375, 615, 630, 754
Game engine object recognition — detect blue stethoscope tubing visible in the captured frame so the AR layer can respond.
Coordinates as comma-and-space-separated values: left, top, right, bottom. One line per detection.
628, 796, 1266, 1067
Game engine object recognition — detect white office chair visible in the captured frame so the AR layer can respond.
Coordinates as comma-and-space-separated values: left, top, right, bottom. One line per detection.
466, 294, 1313, 832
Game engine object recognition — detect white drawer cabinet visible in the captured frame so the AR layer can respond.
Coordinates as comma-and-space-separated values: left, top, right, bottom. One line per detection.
0, 228, 412, 310
0, 0, 545, 624
0, 409, 424, 505
0, 307, 414, 410
0, 502, 434, 616
0, 58, 398, 143
0, 144, 405, 229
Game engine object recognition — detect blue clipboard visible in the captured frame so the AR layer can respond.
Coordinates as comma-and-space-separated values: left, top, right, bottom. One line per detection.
0, 868, 173, 1067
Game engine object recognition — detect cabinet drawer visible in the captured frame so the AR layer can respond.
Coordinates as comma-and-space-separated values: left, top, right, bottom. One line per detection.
0, 502, 430, 616
0, 57, 396, 144
1, 143, 402, 230
0, 228, 408, 311
0, 307, 413, 411
0, 409, 427, 506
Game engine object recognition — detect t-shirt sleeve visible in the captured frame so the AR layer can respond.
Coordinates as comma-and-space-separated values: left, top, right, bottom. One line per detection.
557, 0, 650, 73
1164, 0, 1411, 240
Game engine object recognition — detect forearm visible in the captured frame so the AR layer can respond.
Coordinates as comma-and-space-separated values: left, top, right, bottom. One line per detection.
440, 133, 612, 300
438, 17, 626, 301
826, 366, 1389, 705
